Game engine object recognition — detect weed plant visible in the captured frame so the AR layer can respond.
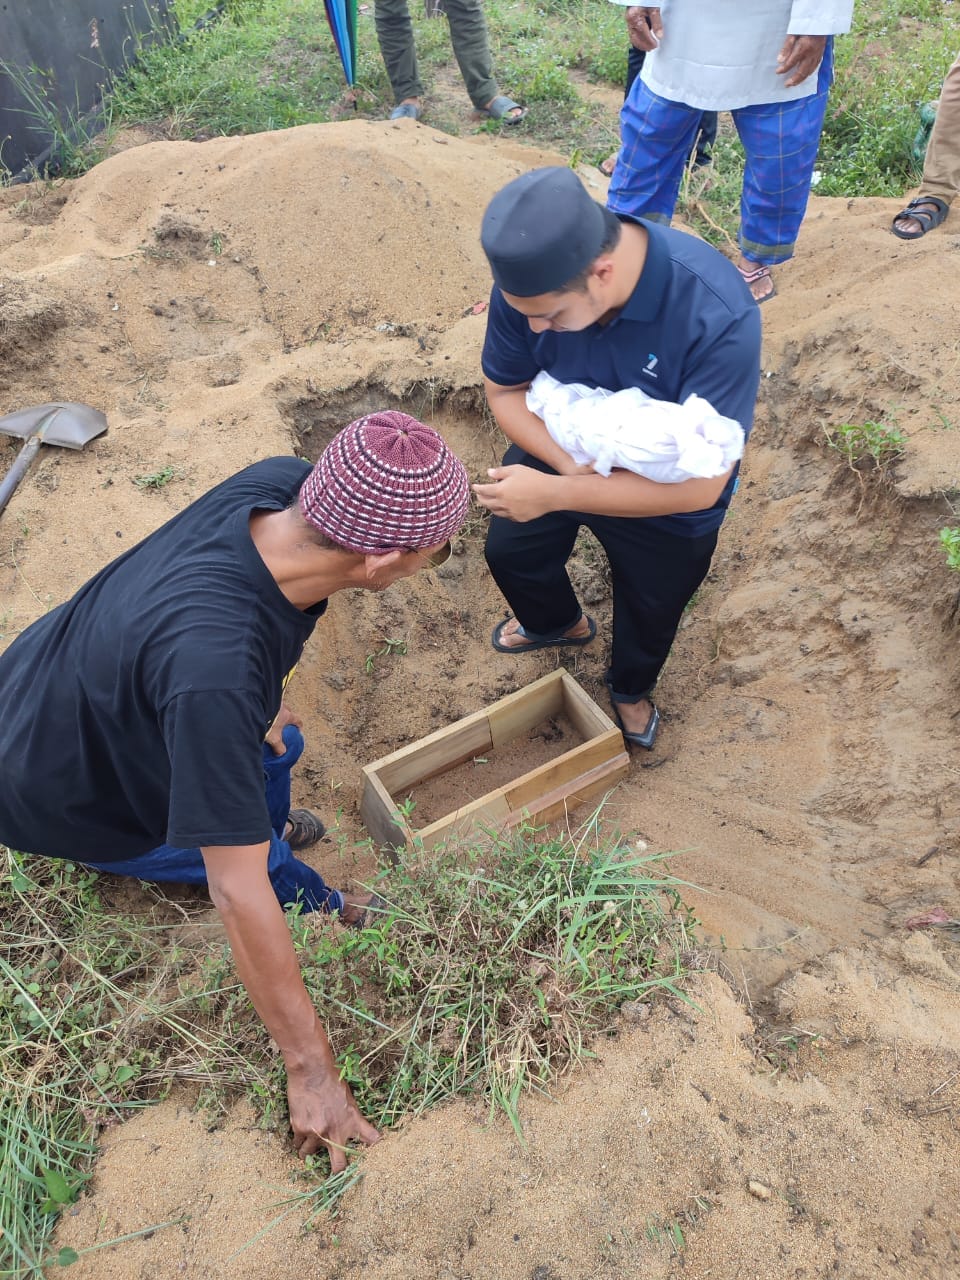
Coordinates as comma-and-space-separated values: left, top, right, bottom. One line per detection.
824, 419, 906, 471
940, 526, 960, 571
1, 821, 694, 1273
133, 465, 177, 489
0, 61, 112, 180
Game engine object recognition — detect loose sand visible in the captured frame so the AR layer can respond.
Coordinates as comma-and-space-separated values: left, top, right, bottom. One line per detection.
1, 118, 958, 1278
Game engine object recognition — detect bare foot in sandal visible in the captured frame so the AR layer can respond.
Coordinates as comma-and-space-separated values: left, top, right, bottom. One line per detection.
736, 257, 776, 304
493, 615, 594, 651
480, 95, 526, 123
339, 892, 379, 928
892, 195, 949, 239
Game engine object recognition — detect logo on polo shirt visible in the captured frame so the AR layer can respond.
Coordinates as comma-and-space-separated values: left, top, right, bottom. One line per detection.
643, 353, 659, 379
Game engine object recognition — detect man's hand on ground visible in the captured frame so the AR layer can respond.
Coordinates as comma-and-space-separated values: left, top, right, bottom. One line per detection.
265, 701, 303, 754
201, 844, 380, 1172
287, 1061, 381, 1170
626, 6, 663, 52
776, 35, 827, 87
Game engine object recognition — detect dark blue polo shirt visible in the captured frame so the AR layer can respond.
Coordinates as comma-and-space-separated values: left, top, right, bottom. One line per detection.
481, 218, 761, 537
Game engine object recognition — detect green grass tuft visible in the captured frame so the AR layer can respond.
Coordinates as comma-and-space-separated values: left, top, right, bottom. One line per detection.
290, 823, 696, 1136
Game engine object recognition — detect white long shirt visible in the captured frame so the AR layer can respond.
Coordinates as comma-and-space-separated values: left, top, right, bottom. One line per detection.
608, 1, 854, 110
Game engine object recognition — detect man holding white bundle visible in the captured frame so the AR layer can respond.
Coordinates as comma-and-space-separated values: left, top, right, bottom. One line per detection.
473, 167, 760, 750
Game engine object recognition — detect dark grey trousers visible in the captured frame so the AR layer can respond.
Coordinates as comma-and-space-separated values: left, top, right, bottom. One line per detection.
374, 0, 498, 110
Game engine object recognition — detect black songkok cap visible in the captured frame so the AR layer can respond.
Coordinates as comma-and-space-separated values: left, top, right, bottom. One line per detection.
480, 166, 622, 297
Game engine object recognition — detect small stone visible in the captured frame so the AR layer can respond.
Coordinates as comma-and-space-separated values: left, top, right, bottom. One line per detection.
748, 1180, 773, 1200
621, 1001, 650, 1023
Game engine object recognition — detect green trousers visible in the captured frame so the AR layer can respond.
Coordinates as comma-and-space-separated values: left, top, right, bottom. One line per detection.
374, 0, 499, 111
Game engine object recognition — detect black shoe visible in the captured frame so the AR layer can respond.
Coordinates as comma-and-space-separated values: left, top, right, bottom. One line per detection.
285, 809, 327, 851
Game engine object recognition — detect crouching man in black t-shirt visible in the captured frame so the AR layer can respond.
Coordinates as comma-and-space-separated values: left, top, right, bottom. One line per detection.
0, 411, 470, 1169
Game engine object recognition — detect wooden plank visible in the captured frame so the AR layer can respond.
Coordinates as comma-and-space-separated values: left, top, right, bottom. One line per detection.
416, 789, 513, 850
560, 670, 618, 739
487, 669, 564, 749
373, 716, 493, 794
359, 769, 411, 854
502, 752, 631, 828
502, 731, 625, 813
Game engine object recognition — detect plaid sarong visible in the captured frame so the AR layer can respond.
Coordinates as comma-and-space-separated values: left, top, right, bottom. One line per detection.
609, 40, 834, 265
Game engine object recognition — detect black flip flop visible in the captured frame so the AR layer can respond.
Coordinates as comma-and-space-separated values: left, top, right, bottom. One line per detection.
481, 95, 527, 125
892, 195, 949, 239
611, 702, 660, 751
491, 614, 597, 654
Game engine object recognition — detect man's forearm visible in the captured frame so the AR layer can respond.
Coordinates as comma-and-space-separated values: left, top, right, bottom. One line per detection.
202, 844, 336, 1074
550, 466, 731, 518
484, 378, 578, 474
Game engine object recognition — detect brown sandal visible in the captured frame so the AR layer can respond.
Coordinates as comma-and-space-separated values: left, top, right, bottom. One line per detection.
285, 808, 327, 851
737, 262, 777, 305
344, 892, 387, 930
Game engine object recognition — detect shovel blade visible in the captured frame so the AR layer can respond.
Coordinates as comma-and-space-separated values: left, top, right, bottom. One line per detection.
0, 402, 108, 450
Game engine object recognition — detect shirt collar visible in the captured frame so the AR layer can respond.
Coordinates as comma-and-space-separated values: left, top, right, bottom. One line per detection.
615, 217, 670, 324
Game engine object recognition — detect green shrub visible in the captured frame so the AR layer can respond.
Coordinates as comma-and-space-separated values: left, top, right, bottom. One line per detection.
824, 420, 906, 469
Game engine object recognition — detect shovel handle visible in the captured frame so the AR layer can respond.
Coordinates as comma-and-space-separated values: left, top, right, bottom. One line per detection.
0, 435, 43, 517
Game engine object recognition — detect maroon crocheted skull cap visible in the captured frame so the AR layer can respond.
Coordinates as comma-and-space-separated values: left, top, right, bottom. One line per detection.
299, 411, 470, 554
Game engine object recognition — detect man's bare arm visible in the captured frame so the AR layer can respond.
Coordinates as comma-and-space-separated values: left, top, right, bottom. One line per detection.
777, 34, 827, 87
474, 461, 732, 523
484, 378, 587, 476
201, 842, 380, 1168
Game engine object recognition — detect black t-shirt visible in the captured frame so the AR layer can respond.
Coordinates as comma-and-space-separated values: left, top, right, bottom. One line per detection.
0, 457, 325, 861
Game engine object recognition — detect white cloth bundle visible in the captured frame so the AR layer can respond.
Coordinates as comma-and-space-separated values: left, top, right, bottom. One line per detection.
526, 371, 745, 483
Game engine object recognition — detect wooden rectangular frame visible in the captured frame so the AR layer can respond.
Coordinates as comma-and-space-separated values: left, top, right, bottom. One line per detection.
360, 669, 630, 853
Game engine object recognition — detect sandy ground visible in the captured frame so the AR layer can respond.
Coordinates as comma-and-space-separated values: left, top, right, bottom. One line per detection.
1, 117, 958, 1278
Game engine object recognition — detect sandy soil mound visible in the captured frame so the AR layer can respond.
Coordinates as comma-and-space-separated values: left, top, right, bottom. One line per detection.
0, 120, 957, 1278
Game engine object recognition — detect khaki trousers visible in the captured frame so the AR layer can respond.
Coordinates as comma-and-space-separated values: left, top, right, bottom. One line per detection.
921, 51, 960, 206
374, 0, 498, 110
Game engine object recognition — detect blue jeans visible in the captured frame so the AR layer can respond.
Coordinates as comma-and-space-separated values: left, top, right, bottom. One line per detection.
82, 726, 343, 914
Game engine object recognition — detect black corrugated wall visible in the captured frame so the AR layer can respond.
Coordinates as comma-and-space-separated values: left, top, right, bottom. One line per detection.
0, 0, 175, 177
